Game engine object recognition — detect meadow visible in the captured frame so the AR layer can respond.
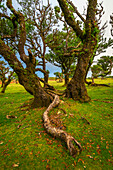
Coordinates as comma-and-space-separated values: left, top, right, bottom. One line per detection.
0, 78, 113, 170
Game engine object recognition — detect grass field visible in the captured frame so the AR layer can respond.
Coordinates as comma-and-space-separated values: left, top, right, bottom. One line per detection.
0, 78, 113, 170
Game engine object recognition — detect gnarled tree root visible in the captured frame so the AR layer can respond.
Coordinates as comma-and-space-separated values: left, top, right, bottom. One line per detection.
43, 95, 82, 157
91, 83, 110, 87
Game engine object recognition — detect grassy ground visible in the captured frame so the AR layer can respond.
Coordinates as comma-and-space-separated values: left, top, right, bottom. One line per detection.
0, 78, 113, 170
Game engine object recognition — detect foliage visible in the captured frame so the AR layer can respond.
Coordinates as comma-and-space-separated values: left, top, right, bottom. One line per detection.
54, 71, 63, 82
91, 65, 102, 78
46, 28, 80, 84
91, 56, 113, 78
17, 0, 58, 82
12, 72, 18, 83
0, 79, 113, 169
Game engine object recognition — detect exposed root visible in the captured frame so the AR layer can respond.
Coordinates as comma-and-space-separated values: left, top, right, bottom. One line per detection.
93, 99, 113, 104
43, 95, 82, 157
45, 89, 65, 96
91, 83, 110, 87
6, 115, 17, 119
79, 117, 91, 125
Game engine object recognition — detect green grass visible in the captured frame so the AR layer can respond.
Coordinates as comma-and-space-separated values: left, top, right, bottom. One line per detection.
0, 78, 113, 170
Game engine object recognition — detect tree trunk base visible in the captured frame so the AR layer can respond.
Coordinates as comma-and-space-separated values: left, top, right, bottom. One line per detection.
65, 80, 91, 102
31, 94, 53, 108
43, 95, 82, 157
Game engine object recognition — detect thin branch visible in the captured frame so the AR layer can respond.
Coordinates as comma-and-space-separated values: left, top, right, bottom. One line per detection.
66, 0, 86, 23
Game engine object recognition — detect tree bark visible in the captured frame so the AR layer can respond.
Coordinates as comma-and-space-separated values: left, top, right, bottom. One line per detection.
57, 0, 98, 102
65, 51, 91, 102
17, 71, 53, 108
64, 74, 69, 86
43, 95, 82, 157
0, 40, 52, 107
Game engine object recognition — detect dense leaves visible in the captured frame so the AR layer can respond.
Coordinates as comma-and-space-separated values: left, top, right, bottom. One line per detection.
91, 56, 113, 79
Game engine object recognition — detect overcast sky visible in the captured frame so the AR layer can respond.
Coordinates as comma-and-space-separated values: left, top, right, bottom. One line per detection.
12, 0, 113, 77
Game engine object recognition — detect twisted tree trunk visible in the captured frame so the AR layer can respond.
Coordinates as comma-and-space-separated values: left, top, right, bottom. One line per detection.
43, 95, 82, 157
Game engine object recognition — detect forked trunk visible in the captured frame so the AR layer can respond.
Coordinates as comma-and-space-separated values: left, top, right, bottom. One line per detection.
66, 51, 91, 102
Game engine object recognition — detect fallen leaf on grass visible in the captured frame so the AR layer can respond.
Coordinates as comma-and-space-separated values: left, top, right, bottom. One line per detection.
60, 100, 64, 104
74, 161, 76, 166
12, 163, 19, 167
0, 141, 4, 144
46, 164, 50, 170
17, 124, 23, 129
78, 158, 85, 164
86, 155, 93, 159
6, 115, 17, 119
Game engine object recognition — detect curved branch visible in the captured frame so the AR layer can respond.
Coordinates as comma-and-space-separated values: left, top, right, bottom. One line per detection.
6, 0, 29, 64
43, 95, 82, 156
57, 0, 84, 41
66, 0, 86, 23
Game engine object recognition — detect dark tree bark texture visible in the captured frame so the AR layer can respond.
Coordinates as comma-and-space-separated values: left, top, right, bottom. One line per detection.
57, 0, 98, 102
0, 0, 53, 107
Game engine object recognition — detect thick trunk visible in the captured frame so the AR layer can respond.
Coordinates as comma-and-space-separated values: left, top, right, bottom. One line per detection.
65, 49, 92, 102
0, 40, 52, 108
58, 0, 98, 102
18, 71, 53, 107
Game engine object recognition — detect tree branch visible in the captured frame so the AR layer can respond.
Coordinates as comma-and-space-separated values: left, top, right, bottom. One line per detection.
6, 0, 29, 64
66, 0, 86, 23
57, 0, 84, 41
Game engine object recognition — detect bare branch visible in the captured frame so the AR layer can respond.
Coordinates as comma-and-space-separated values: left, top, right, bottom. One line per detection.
66, 0, 86, 23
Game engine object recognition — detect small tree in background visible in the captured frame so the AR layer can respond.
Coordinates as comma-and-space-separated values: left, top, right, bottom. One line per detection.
0, 61, 14, 93
91, 65, 102, 83
54, 72, 63, 82
0, 61, 8, 87
97, 56, 113, 78
91, 56, 113, 84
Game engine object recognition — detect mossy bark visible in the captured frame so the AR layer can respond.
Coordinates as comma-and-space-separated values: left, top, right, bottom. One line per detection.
17, 71, 53, 108
57, 0, 98, 102
64, 74, 69, 86
0, 40, 52, 107
66, 41, 97, 102
65, 50, 91, 102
